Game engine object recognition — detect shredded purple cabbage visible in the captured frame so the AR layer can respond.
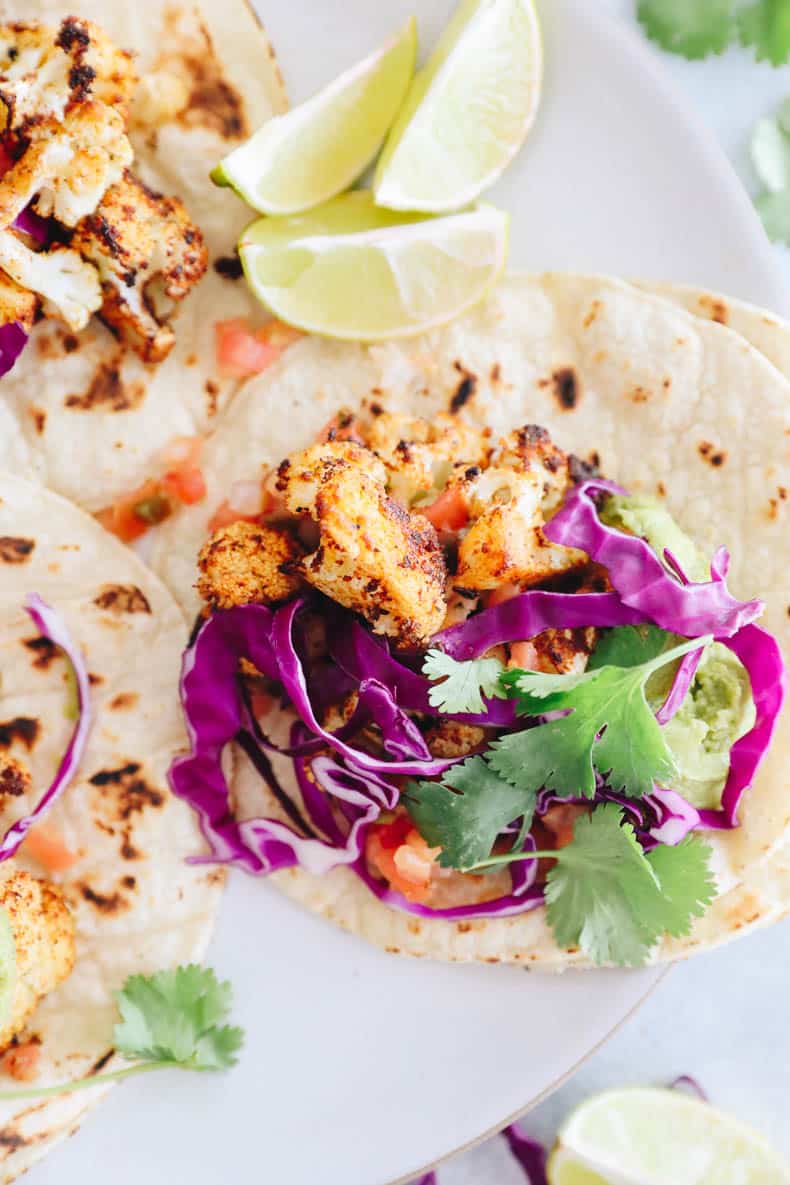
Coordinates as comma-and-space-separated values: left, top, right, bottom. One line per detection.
669, 1074, 709, 1101
698, 624, 786, 829
13, 205, 49, 245
0, 321, 27, 378
655, 647, 705, 726
0, 595, 92, 859
503, 1121, 549, 1185
544, 480, 763, 638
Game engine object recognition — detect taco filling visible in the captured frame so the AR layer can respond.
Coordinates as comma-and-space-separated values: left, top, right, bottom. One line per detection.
170, 411, 785, 967
0, 16, 207, 374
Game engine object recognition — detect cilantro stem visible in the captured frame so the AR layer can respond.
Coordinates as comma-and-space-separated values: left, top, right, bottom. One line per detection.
0, 1059, 175, 1101
641, 634, 712, 676
465, 850, 555, 873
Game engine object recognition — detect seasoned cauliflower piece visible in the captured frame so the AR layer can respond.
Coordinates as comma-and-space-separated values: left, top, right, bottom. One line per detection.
71, 172, 208, 362
424, 721, 485, 758
497, 423, 573, 514
0, 230, 101, 330
0, 869, 75, 1052
197, 521, 303, 609
364, 412, 489, 503
0, 271, 36, 330
278, 441, 447, 645
454, 467, 586, 591
0, 102, 132, 230
0, 18, 136, 137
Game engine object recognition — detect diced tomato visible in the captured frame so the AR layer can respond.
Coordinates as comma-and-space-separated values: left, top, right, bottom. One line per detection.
97, 479, 173, 543
2, 1040, 41, 1082
22, 823, 78, 872
421, 486, 469, 532
509, 640, 539, 671
215, 319, 280, 378
249, 688, 274, 719
162, 466, 207, 506
366, 819, 441, 904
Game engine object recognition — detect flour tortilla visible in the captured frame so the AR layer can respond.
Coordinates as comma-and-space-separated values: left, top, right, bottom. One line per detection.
0, 0, 288, 511
0, 473, 222, 1179
150, 271, 790, 967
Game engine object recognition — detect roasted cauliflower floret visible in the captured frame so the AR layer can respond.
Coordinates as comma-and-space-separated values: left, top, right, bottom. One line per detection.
71, 172, 208, 362
364, 412, 489, 504
0, 869, 75, 1052
0, 270, 36, 330
0, 102, 132, 231
278, 442, 447, 645
0, 230, 100, 330
498, 423, 572, 514
424, 721, 486, 759
0, 18, 136, 137
197, 521, 304, 609
454, 467, 586, 591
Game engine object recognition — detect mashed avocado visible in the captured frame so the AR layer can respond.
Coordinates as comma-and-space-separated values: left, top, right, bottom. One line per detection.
600, 493, 711, 583
599, 494, 755, 809
661, 644, 756, 810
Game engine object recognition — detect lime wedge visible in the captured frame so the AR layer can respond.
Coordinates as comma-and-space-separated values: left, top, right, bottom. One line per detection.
238, 191, 508, 341
373, 0, 543, 213
212, 19, 416, 215
547, 1088, 790, 1185
0, 907, 17, 1032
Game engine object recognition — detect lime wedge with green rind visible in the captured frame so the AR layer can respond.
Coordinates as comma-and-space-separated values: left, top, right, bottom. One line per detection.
547, 1088, 790, 1185
212, 18, 416, 215
373, 0, 543, 213
238, 190, 509, 341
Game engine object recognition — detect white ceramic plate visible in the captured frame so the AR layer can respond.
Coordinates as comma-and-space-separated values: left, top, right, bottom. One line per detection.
27, 3, 786, 1184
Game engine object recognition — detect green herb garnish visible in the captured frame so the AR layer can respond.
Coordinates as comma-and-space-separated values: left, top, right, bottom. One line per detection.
422, 649, 507, 715
0, 965, 243, 1100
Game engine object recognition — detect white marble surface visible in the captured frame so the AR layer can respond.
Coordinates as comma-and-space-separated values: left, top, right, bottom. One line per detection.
445, 6, 790, 1182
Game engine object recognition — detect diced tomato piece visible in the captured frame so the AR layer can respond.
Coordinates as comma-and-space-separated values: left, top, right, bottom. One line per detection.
22, 823, 78, 872
162, 466, 207, 506
366, 820, 440, 904
376, 813, 414, 851
2, 1040, 41, 1082
215, 319, 280, 378
509, 640, 539, 671
97, 479, 172, 543
421, 486, 469, 532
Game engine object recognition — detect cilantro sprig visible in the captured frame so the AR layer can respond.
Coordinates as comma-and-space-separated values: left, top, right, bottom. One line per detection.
472, 805, 717, 967
751, 97, 790, 244
422, 649, 507, 715
0, 965, 243, 1100
491, 634, 709, 800
638, 0, 790, 65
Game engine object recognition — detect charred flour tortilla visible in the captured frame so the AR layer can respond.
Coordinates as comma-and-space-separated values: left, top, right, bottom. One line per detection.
0, 473, 221, 1180
151, 272, 789, 967
0, 0, 287, 512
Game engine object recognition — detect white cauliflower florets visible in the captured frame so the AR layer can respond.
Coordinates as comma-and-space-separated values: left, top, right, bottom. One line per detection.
0, 230, 101, 330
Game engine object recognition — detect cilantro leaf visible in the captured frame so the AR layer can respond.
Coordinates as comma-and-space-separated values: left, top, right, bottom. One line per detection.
405, 755, 534, 869
544, 805, 716, 966
739, 0, 790, 64
494, 636, 707, 799
643, 836, 717, 937
587, 624, 672, 671
114, 965, 244, 1071
422, 649, 506, 715
637, 0, 735, 60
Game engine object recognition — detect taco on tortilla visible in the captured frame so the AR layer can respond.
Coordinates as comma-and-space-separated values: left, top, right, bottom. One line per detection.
0, 2, 288, 514
154, 273, 788, 969
0, 473, 220, 1181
